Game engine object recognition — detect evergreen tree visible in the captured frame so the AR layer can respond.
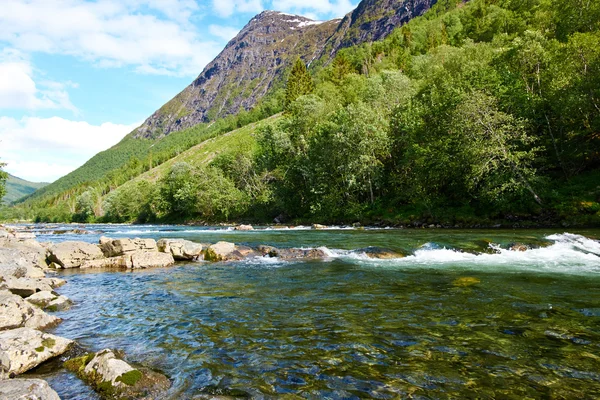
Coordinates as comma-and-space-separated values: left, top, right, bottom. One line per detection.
285, 58, 314, 110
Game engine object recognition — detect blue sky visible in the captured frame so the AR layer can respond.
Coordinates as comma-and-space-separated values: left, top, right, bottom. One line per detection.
0, 0, 358, 183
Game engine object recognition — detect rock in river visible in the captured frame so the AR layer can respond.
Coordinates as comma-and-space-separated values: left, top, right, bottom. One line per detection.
0, 327, 73, 379
157, 239, 203, 260
99, 237, 158, 257
65, 349, 170, 399
0, 378, 61, 400
47, 241, 104, 269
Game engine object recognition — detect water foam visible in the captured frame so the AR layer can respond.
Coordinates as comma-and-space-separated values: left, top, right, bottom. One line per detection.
320, 233, 600, 275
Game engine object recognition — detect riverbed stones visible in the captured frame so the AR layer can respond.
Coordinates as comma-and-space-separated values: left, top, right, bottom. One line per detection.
0, 328, 73, 379
157, 239, 203, 260
312, 224, 327, 230
66, 349, 170, 399
0, 378, 61, 400
25, 291, 57, 308
0, 290, 61, 330
47, 242, 104, 269
99, 237, 158, 257
234, 225, 254, 231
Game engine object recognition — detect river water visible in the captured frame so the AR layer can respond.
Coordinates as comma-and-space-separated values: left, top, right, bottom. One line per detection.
23, 225, 600, 399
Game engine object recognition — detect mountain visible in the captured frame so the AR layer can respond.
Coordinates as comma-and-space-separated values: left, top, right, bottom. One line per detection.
3, 174, 48, 204
135, 0, 438, 139
18, 0, 438, 206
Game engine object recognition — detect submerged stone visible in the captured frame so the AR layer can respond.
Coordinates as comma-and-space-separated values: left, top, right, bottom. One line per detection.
452, 277, 481, 287
356, 246, 406, 259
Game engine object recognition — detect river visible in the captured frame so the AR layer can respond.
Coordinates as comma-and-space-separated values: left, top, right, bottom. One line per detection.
22, 224, 600, 399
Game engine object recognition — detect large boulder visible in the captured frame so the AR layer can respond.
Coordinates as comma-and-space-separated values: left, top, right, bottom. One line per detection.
258, 246, 327, 260
0, 378, 61, 400
65, 349, 170, 399
157, 239, 203, 260
0, 246, 48, 279
234, 225, 254, 231
99, 237, 158, 258
0, 290, 61, 331
47, 242, 104, 269
204, 242, 236, 262
130, 252, 175, 269
312, 224, 327, 230
0, 328, 73, 379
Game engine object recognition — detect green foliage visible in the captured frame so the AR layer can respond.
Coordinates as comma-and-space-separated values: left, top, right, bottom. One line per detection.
5, 0, 600, 226
285, 58, 315, 110
2, 174, 48, 204
0, 159, 7, 203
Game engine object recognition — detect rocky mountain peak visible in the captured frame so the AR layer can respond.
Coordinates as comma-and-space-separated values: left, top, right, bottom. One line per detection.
134, 0, 438, 140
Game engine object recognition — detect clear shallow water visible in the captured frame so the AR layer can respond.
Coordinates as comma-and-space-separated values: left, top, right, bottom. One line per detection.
21, 225, 600, 399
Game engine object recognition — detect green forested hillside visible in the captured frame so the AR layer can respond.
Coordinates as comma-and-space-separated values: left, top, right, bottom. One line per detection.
4, 0, 600, 226
3, 174, 48, 204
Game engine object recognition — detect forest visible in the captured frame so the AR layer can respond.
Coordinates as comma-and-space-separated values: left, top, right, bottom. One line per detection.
2, 0, 599, 226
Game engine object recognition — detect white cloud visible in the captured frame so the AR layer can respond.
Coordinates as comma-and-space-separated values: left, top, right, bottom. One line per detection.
0, 0, 222, 77
0, 51, 77, 112
209, 25, 241, 42
213, 0, 264, 18
0, 116, 139, 182
271, 0, 356, 18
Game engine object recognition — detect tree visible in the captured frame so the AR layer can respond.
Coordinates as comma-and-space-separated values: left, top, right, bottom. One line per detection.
284, 58, 314, 110
0, 158, 7, 203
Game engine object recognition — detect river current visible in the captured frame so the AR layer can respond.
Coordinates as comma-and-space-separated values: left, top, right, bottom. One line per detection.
22, 225, 600, 399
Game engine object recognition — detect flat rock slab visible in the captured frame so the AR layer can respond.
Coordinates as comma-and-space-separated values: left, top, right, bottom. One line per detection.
65, 349, 170, 399
1, 276, 55, 298
0, 290, 60, 331
47, 242, 104, 269
130, 252, 174, 269
81, 256, 132, 269
0, 327, 73, 379
0, 378, 61, 400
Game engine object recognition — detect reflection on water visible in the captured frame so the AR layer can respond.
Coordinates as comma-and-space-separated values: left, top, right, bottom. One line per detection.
21, 227, 600, 399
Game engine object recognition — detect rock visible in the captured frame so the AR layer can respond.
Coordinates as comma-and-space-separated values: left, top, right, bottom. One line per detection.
0, 328, 73, 379
65, 349, 170, 399
47, 296, 72, 312
0, 247, 47, 279
99, 238, 158, 258
357, 247, 406, 259
0, 290, 61, 331
26, 291, 57, 308
157, 239, 204, 260
312, 224, 327, 230
81, 256, 133, 269
509, 243, 529, 252
130, 252, 175, 269
257, 245, 279, 257
0, 276, 55, 298
13, 232, 36, 240
47, 242, 104, 269
234, 225, 254, 231
0, 378, 61, 400
204, 242, 236, 262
